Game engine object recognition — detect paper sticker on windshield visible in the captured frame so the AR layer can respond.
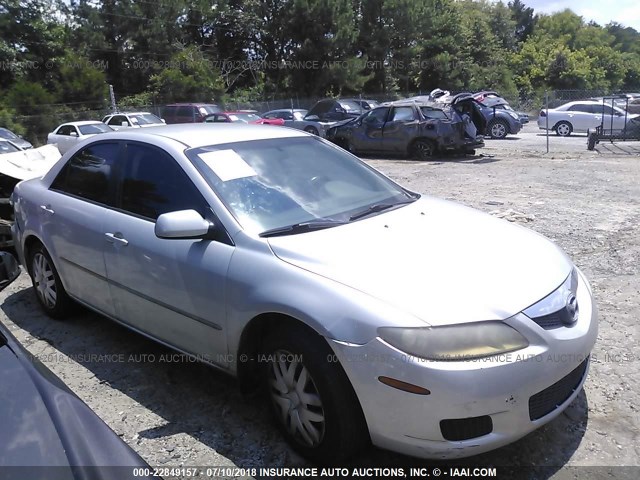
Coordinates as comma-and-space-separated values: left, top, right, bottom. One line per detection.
199, 150, 257, 181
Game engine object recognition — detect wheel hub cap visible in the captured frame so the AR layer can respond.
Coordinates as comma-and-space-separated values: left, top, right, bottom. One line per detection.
32, 253, 57, 308
268, 349, 325, 447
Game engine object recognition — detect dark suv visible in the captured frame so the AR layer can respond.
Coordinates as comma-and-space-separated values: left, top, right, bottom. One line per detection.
161, 103, 222, 124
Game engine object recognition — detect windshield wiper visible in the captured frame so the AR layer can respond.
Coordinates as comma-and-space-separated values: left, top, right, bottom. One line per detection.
349, 199, 416, 222
260, 219, 346, 238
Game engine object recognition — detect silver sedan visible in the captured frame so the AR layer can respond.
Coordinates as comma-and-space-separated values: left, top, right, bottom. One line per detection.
11, 124, 597, 463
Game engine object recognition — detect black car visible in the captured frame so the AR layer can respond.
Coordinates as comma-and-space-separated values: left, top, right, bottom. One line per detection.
0, 252, 151, 480
326, 101, 485, 160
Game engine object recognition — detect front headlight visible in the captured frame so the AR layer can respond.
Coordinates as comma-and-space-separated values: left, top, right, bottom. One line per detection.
378, 322, 528, 361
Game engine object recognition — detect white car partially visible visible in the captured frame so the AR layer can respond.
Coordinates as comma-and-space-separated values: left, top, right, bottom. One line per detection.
47, 121, 113, 154
538, 100, 639, 136
102, 112, 166, 130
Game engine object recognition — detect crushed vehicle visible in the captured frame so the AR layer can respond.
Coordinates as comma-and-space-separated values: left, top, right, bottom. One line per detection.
325, 99, 485, 160
434, 92, 522, 139
288, 99, 364, 136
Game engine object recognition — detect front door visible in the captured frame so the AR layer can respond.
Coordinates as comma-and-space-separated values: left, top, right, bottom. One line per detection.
381, 106, 417, 153
351, 107, 389, 152
103, 142, 232, 365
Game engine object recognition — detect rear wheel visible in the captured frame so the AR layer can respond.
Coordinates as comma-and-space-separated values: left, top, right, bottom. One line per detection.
411, 139, 436, 160
555, 121, 573, 137
261, 325, 369, 464
304, 126, 319, 136
28, 244, 73, 319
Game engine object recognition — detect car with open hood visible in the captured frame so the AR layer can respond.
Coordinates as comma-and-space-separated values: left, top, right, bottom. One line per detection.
12, 124, 597, 463
288, 99, 364, 136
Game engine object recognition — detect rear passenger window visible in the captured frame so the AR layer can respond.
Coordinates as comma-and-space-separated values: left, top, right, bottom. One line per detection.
50, 142, 119, 205
119, 143, 207, 220
390, 107, 415, 122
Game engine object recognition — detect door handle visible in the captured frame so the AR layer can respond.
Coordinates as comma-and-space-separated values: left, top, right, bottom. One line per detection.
105, 232, 129, 246
40, 205, 55, 215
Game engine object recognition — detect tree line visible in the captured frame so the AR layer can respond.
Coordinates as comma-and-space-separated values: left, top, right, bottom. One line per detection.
1, 0, 640, 142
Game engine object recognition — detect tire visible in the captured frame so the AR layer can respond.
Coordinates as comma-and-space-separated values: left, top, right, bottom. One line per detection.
28, 244, 74, 319
261, 325, 369, 464
304, 126, 319, 136
411, 139, 436, 160
555, 121, 573, 137
487, 119, 509, 139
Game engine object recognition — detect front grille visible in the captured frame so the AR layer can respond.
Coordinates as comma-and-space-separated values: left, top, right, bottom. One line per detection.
529, 357, 589, 421
440, 415, 493, 441
530, 310, 565, 329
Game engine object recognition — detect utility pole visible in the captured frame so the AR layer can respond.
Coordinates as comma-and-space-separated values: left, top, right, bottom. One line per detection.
109, 84, 117, 113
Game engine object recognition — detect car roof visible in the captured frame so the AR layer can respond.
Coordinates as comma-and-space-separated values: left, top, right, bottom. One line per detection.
107, 111, 156, 116
61, 121, 104, 126
95, 123, 308, 148
266, 109, 307, 113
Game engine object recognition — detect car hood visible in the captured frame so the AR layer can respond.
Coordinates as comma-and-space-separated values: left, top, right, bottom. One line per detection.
0, 324, 148, 478
268, 197, 572, 326
11, 138, 33, 149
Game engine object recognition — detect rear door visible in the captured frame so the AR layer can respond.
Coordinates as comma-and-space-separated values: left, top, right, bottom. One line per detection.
381, 106, 417, 153
566, 104, 600, 131
43, 141, 121, 316
103, 142, 232, 364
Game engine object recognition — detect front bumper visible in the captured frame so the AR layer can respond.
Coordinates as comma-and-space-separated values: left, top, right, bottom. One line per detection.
329, 271, 597, 459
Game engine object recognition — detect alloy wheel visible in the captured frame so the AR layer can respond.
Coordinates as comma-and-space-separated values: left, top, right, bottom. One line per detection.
32, 252, 57, 308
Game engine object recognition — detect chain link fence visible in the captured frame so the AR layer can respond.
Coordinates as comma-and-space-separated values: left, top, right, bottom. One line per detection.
7, 88, 640, 152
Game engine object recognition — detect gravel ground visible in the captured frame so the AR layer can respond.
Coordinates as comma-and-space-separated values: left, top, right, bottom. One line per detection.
1, 126, 639, 479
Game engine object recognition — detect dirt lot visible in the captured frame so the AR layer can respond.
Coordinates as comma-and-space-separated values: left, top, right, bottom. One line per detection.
1, 125, 639, 478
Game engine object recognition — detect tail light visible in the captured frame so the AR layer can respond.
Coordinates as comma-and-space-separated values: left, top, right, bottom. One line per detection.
539, 110, 547, 117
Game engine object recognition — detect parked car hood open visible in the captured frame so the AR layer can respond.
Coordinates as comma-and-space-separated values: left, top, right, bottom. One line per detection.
268, 197, 571, 327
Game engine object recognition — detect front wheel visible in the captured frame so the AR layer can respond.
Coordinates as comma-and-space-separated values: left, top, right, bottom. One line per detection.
28, 244, 74, 319
488, 119, 509, 139
411, 139, 436, 160
262, 325, 369, 463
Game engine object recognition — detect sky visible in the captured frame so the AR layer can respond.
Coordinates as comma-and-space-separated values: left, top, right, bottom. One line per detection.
524, 0, 640, 31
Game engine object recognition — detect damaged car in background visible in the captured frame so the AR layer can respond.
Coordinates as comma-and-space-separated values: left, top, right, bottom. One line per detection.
326, 99, 486, 160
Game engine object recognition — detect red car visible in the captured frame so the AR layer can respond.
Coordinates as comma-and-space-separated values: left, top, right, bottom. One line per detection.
204, 111, 285, 126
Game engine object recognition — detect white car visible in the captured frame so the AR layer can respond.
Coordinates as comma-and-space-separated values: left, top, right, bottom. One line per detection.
47, 121, 113, 154
538, 100, 639, 136
12, 124, 597, 463
102, 112, 166, 130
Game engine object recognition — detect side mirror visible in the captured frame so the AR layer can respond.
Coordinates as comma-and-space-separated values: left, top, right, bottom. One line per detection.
70, 131, 78, 137
161, 119, 166, 124
0, 252, 21, 291
155, 209, 212, 239
121, 121, 129, 127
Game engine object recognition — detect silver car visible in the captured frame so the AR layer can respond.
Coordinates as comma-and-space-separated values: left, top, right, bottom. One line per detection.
11, 124, 597, 462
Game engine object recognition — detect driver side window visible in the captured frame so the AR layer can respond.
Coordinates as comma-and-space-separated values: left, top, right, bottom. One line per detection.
118, 143, 208, 221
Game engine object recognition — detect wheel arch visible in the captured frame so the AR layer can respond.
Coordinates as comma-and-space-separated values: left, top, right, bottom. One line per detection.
236, 312, 323, 394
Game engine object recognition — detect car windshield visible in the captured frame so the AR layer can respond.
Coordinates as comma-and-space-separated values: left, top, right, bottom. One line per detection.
187, 137, 416, 234
339, 100, 363, 112
229, 113, 262, 122
130, 113, 163, 125
78, 123, 113, 135
0, 140, 20, 153
0, 128, 19, 140
201, 105, 222, 115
